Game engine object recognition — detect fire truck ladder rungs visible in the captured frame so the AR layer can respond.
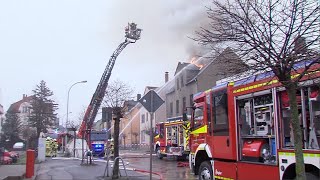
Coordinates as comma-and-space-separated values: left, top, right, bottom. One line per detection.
78, 40, 132, 139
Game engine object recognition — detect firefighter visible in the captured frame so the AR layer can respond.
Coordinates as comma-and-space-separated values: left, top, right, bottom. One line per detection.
52, 139, 58, 157
45, 137, 52, 157
108, 139, 114, 159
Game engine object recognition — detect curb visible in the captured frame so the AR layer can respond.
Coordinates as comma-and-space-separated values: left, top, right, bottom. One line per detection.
3, 175, 24, 180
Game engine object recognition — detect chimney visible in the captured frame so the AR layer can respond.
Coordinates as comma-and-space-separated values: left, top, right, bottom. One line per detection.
23, 94, 27, 99
294, 35, 307, 54
137, 94, 141, 101
165, 72, 169, 83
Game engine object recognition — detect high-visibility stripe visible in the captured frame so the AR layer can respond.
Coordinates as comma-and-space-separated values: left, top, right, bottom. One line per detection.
233, 79, 278, 93
190, 125, 207, 135
214, 175, 234, 180
164, 122, 183, 126
232, 70, 320, 94
279, 152, 320, 157
182, 122, 191, 150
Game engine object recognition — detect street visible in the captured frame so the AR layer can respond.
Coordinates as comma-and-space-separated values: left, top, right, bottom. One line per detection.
125, 154, 196, 180
34, 151, 196, 180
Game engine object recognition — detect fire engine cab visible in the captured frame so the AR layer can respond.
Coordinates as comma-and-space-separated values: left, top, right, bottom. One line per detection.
154, 119, 190, 160
188, 61, 320, 180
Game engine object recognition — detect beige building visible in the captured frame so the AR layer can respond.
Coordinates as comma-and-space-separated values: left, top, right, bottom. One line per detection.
120, 102, 141, 147
104, 95, 141, 148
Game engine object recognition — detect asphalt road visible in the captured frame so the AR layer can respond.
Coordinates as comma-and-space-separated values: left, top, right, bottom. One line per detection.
33, 151, 197, 180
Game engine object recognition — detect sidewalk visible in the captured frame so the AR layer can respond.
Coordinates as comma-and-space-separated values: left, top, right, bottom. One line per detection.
33, 158, 156, 180
0, 164, 39, 180
0, 150, 158, 180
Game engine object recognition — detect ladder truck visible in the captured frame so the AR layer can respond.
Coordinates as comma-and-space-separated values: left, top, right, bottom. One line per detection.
77, 23, 142, 151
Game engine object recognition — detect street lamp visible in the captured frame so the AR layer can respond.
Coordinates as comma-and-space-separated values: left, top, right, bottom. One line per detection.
60, 112, 72, 127
66, 80, 87, 128
64, 80, 87, 154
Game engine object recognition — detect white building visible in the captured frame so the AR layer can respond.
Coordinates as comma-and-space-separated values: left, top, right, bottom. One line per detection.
7, 94, 33, 126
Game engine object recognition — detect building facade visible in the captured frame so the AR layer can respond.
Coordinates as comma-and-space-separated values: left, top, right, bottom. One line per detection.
7, 94, 33, 126
0, 104, 4, 134
120, 102, 141, 147
139, 86, 158, 145
166, 48, 248, 121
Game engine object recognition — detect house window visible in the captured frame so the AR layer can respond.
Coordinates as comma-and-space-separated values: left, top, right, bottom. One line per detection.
146, 113, 149, 122
22, 106, 28, 113
176, 100, 180, 114
170, 102, 173, 116
182, 97, 186, 112
141, 114, 145, 123
176, 79, 180, 90
181, 77, 184, 87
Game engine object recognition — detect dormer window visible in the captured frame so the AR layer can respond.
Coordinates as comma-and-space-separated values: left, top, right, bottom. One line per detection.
22, 106, 28, 113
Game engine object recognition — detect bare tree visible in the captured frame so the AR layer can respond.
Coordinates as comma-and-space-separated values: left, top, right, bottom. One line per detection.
194, 0, 319, 179
103, 80, 133, 179
73, 106, 87, 129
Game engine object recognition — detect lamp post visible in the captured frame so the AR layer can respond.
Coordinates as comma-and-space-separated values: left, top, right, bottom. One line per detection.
60, 112, 72, 128
65, 80, 87, 153
60, 112, 72, 153
66, 80, 87, 128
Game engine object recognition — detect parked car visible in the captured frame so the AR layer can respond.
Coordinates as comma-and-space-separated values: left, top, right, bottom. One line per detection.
2, 149, 19, 163
0, 155, 12, 165
13, 142, 25, 150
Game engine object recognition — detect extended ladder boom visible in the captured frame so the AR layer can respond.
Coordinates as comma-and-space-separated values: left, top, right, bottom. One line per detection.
77, 23, 141, 139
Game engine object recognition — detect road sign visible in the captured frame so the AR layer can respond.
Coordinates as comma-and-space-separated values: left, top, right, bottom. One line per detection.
139, 90, 164, 113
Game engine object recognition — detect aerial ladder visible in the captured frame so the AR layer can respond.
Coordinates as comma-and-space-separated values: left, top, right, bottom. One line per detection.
77, 23, 142, 148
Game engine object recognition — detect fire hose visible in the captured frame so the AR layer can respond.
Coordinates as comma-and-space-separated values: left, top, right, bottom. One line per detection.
132, 168, 163, 180
177, 161, 189, 167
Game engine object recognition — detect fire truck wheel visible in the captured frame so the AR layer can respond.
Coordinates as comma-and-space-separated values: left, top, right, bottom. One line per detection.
156, 147, 163, 159
198, 161, 213, 180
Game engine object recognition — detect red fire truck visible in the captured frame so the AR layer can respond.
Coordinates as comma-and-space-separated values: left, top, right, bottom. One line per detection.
188, 61, 320, 180
154, 119, 190, 160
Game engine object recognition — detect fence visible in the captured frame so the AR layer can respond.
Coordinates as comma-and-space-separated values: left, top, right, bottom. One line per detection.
119, 144, 150, 151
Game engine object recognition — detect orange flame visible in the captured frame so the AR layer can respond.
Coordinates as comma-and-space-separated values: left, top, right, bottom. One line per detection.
189, 57, 204, 69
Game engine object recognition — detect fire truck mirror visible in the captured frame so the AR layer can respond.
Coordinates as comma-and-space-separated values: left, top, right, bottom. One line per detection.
183, 113, 188, 121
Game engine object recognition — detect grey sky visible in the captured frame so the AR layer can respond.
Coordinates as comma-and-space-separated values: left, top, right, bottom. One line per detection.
0, 0, 210, 124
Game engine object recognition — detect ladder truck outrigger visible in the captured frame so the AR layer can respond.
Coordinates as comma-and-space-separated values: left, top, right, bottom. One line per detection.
186, 60, 320, 180
77, 23, 142, 153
